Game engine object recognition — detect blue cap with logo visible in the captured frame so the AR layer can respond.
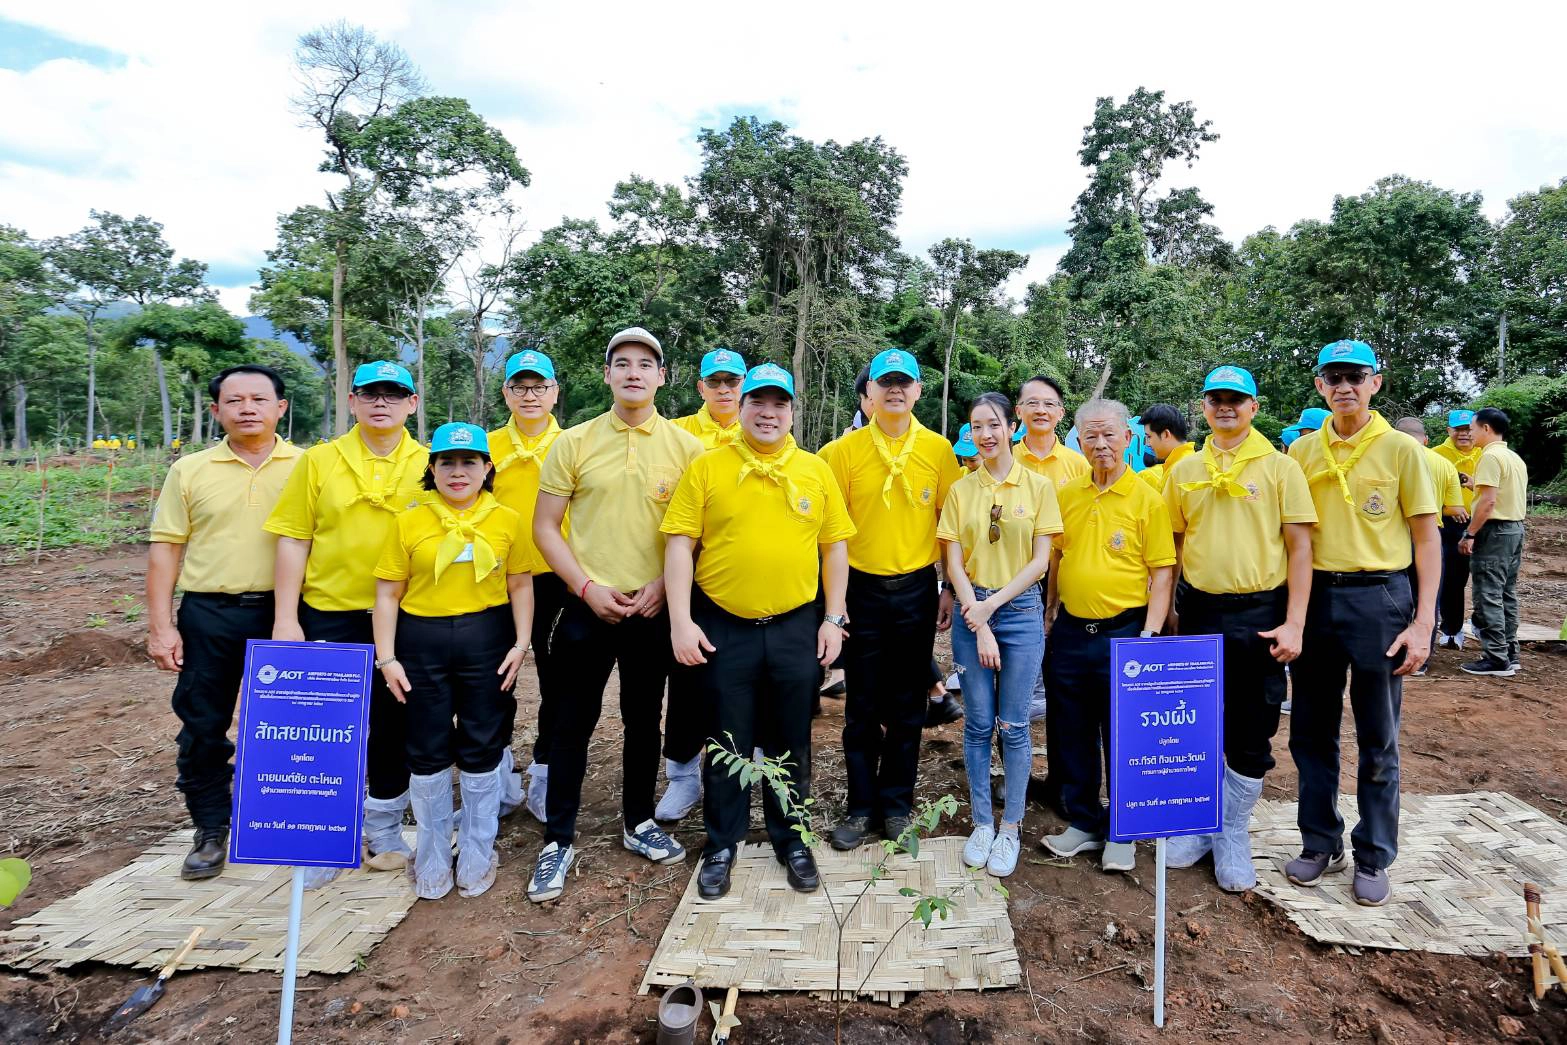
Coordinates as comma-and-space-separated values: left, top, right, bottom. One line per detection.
352, 360, 416, 393
429, 422, 490, 457
1447, 409, 1475, 428
739, 363, 795, 400
952, 423, 978, 457
1315, 339, 1380, 373
1202, 364, 1258, 398
700, 348, 747, 378
869, 348, 921, 382
505, 349, 556, 382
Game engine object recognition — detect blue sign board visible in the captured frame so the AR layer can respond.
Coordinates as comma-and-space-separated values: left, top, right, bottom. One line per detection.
230, 640, 373, 868
1108, 634, 1224, 842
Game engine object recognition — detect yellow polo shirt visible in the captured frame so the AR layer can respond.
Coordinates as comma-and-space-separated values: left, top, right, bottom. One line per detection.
538, 410, 702, 592
1016, 435, 1090, 490
661, 437, 856, 618
1422, 448, 1465, 528
1287, 413, 1437, 572
374, 494, 531, 618
150, 436, 303, 593
489, 414, 566, 574
1473, 441, 1528, 521
828, 419, 963, 576
1164, 433, 1316, 594
671, 405, 742, 450
264, 426, 429, 611
1055, 467, 1176, 619
937, 458, 1063, 590
1139, 442, 1194, 491
1431, 439, 1482, 511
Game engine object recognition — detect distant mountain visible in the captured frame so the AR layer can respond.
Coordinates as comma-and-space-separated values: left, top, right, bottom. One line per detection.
241, 316, 314, 360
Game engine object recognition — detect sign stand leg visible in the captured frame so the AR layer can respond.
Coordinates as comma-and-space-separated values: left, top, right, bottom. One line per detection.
278, 866, 305, 1045
1154, 837, 1166, 1029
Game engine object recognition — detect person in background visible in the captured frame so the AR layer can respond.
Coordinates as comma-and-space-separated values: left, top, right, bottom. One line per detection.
673, 348, 746, 449
1394, 417, 1466, 675
1041, 399, 1175, 874
267, 360, 427, 874
1431, 410, 1482, 649
952, 423, 980, 472
373, 424, 534, 899
1285, 340, 1437, 907
1138, 404, 1194, 491
939, 392, 1060, 878
1459, 408, 1529, 677
147, 365, 300, 880
1280, 407, 1330, 450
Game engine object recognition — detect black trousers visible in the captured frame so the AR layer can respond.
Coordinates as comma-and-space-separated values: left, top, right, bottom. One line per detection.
171, 591, 274, 827
693, 591, 817, 859
664, 663, 707, 764
1290, 572, 1411, 871
1176, 582, 1288, 780
1045, 607, 1144, 835
543, 599, 673, 845
527, 573, 569, 765
300, 603, 408, 801
842, 565, 938, 822
1437, 519, 1470, 636
396, 605, 516, 775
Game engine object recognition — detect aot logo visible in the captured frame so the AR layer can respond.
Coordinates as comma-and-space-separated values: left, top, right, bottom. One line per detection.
255, 664, 304, 685
1123, 659, 1164, 679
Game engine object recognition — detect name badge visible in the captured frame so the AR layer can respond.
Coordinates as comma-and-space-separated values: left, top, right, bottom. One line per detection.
454, 543, 474, 563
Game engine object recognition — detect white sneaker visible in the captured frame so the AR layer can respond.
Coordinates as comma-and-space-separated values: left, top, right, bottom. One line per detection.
524, 762, 548, 823
1101, 841, 1136, 873
987, 830, 1021, 878
527, 842, 575, 903
1042, 826, 1104, 857
654, 756, 702, 821
623, 819, 686, 865
963, 824, 996, 868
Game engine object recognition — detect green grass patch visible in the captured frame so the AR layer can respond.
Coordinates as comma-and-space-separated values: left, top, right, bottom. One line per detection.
0, 455, 164, 551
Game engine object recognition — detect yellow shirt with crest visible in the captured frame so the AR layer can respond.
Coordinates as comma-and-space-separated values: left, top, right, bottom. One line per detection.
937, 458, 1063, 590
1055, 467, 1176, 618
827, 419, 963, 576
489, 414, 566, 573
374, 493, 531, 617
1016, 435, 1090, 490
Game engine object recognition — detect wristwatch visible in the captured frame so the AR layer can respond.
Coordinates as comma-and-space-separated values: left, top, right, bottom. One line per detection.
823, 614, 849, 629
1139, 630, 1159, 638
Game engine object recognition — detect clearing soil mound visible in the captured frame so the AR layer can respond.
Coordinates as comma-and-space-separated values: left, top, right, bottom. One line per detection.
0, 630, 143, 679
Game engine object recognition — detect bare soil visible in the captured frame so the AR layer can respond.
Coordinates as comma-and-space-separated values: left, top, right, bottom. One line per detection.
2, 521, 1567, 1044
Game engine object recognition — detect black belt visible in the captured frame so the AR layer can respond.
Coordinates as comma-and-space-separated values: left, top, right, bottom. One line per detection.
695, 588, 813, 627
1177, 581, 1284, 608
849, 565, 934, 592
184, 591, 274, 605
1313, 570, 1395, 587
1056, 605, 1144, 635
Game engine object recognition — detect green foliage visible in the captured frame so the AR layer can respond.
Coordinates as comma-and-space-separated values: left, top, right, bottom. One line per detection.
0, 458, 161, 551
1495, 178, 1567, 375
1473, 375, 1567, 485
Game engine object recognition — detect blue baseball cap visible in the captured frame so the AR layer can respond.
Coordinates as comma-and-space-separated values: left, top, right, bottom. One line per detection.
429, 422, 490, 456
1315, 339, 1380, 373
700, 348, 746, 378
352, 360, 416, 392
1447, 409, 1475, 428
869, 348, 920, 382
1202, 364, 1258, 398
1297, 407, 1330, 430
505, 349, 556, 382
1280, 425, 1304, 448
952, 423, 978, 457
739, 363, 795, 400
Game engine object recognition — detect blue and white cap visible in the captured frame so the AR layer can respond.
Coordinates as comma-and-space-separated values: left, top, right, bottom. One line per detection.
1447, 409, 1475, 428
869, 348, 920, 381
352, 360, 416, 392
952, 423, 978, 457
700, 348, 746, 378
1201, 364, 1258, 398
1297, 408, 1330, 430
739, 363, 795, 399
1315, 339, 1380, 373
505, 349, 556, 382
429, 422, 490, 457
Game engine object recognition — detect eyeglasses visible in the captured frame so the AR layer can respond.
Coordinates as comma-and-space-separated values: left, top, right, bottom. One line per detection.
876, 375, 914, 388
1020, 398, 1063, 410
353, 389, 412, 404
1320, 369, 1373, 387
703, 375, 742, 389
506, 382, 556, 399
989, 502, 1003, 544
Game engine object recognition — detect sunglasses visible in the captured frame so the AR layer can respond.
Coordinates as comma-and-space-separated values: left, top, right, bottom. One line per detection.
989, 502, 1003, 544
876, 375, 915, 388
506, 382, 555, 399
354, 389, 412, 404
1320, 369, 1373, 387
703, 375, 742, 389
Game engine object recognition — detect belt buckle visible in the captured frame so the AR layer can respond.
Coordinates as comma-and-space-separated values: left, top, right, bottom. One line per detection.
754, 615, 775, 626
1084, 621, 1100, 635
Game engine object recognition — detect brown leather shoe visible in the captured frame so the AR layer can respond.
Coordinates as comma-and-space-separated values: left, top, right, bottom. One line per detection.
180, 826, 228, 881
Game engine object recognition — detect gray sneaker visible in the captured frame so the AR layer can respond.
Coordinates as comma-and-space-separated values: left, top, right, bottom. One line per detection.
1042, 825, 1105, 858
1285, 848, 1347, 887
829, 816, 872, 851
883, 816, 913, 849
1100, 841, 1136, 873
1352, 864, 1391, 907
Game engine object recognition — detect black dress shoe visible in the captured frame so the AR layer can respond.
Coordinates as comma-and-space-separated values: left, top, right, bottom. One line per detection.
924, 696, 963, 728
697, 848, 735, 900
829, 816, 871, 851
181, 826, 228, 881
778, 848, 819, 892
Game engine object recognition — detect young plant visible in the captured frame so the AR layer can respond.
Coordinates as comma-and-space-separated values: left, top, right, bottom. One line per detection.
115, 595, 144, 623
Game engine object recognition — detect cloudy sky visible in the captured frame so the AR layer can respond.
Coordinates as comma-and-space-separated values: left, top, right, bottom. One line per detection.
4, 1, 1565, 317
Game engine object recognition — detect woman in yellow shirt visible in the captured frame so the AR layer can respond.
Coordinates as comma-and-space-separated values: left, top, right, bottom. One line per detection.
373, 424, 534, 900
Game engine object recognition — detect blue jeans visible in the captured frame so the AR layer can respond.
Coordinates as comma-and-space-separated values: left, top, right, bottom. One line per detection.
952, 586, 1044, 828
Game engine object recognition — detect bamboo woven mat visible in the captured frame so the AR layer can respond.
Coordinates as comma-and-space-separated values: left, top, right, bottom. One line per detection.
1250, 791, 1567, 956
0, 829, 417, 975
639, 836, 1020, 1007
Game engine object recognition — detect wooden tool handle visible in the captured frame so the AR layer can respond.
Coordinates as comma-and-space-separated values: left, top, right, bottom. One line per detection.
158, 927, 204, 981
722, 986, 738, 1019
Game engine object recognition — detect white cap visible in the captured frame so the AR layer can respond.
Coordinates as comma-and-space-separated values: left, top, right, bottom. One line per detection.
605, 326, 663, 364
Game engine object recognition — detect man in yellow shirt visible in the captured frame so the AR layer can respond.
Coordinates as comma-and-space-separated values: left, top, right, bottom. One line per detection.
1285, 340, 1438, 907
265, 360, 428, 873
672, 348, 746, 448
529, 327, 703, 902
825, 348, 962, 851
663, 363, 855, 899
1394, 416, 1467, 674
1138, 403, 1194, 491
1459, 408, 1529, 676
1431, 409, 1482, 647
1041, 399, 1175, 874
146, 364, 300, 879
1162, 366, 1315, 891
489, 349, 565, 822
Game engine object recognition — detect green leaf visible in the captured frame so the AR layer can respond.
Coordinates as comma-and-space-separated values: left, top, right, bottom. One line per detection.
0, 859, 31, 907
898, 887, 917, 897
903, 834, 919, 859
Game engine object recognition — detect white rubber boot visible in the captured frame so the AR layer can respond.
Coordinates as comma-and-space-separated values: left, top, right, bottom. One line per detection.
497, 747, 524, 819
653, 755, 702, 822
525, 762, 548, 823
1213, 767, 1264, 892
363, 792, 414, 871
1164, 833, 1214, 869
407, 771, 454, 900
456, 766, 501, 898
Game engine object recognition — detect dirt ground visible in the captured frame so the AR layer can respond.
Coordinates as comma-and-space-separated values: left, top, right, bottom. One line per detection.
2, 520, 1566, 1044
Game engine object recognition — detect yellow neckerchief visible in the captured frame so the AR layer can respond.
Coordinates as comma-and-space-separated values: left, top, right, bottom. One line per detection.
695, 404, 741, 446
1164, 442, 1195, 471
1308, 411, 1391, 506
427, 492, 501, 584
868, 415, 925, 508
494, 414, 561, 473
1436, 437, 1481, 472
1179, 429, 1274, 498
731, 434, 810, 516
334, 426, 418, 513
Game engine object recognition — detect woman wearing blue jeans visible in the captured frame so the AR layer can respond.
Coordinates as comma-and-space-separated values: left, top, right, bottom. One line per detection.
937, 393, 1062, 876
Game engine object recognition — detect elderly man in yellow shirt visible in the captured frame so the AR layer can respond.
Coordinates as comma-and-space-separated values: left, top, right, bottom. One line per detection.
1285, 340, 1438, 908
1431, 409, 1482, 647
1041, 398, 1175, 874
1137, 403, 1194, 491
147, 364, 301, 880
672, 348, 746, 448
1458, 407, 1529, 676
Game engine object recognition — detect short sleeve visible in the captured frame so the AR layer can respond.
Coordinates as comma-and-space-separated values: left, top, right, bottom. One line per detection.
264, 452, 319, 539
372, 516, 413, 581
1396, 441, 1437, 518
934, 484, 962, 543
818, 462, 857, 545
149, 463, 191, 543
1472, 450, 1501, 491
537, 429, 579, 498
659, 459, 708, 539
674, 426, 703, 469
1278, 458, 1318, 524
1140, 493, 1178, 568
1438, 459, 1463, 510
1032, 479, 1064, 536
933, 444, 964, 513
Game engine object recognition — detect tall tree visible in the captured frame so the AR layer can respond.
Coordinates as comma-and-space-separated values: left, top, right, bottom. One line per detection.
0, 228, 64, 449
926, 238, 1027, 435
115, 301, 247, 445
1494, 178, 1567, 377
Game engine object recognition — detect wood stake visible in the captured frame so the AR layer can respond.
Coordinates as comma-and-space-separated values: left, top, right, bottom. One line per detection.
1526, 882, 1547, 998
